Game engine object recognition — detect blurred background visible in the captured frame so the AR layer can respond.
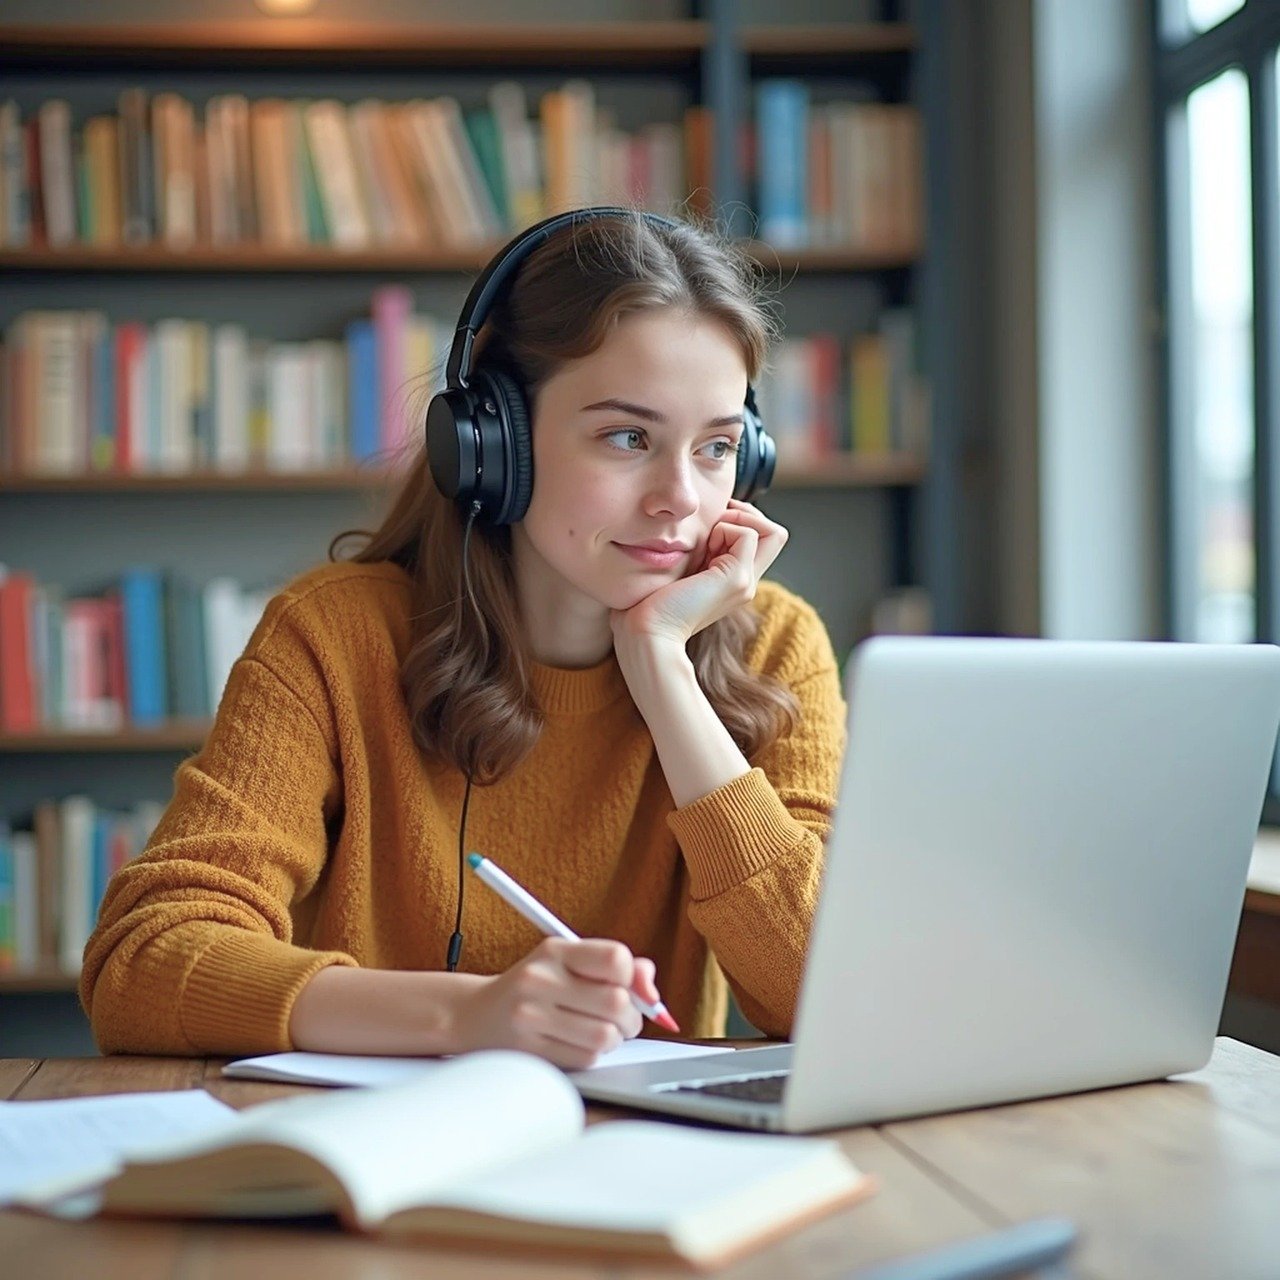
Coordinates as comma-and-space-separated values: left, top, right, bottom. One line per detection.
1, 0, 1278, 1057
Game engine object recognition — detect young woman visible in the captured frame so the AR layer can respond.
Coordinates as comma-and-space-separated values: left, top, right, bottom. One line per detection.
80, 208, 848, 1068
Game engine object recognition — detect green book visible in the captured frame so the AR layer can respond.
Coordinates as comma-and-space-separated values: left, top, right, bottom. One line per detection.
296, 102, 329, 244
464, 108, 509, 229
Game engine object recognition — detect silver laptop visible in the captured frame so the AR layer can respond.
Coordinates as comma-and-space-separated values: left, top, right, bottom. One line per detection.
574, 636, 1280, 1132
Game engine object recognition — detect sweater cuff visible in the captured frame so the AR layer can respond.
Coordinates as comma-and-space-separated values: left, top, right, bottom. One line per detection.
180, 931, 357, 1054
667, 767, 807, 901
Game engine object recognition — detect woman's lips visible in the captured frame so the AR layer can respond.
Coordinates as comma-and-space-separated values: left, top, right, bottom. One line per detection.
613, 543, 688, 570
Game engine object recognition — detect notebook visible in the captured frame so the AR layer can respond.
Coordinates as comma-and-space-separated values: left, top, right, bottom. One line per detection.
221, 1037, 729, 1087
94, 1050, 874, 1268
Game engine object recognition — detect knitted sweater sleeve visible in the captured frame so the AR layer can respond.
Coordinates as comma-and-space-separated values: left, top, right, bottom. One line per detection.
666, 593, 847, 1038
79, 598, 357, 1055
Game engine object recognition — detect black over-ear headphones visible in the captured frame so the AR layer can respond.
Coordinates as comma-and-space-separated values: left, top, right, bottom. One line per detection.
425, 206, 776, 525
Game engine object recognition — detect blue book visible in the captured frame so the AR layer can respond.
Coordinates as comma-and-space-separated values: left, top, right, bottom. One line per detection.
0, 826, 13, 966
755, 79, 809, 249
120, 567, 168, 726
346, 319, 380, 463
91, 812, 112, 927
92, 322, 115, 470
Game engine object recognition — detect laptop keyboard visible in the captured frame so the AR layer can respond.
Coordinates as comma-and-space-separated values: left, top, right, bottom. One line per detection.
668, 1070, 789, 1104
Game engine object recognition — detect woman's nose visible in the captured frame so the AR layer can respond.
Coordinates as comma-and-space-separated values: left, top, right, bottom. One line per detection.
645, 457, 699, 517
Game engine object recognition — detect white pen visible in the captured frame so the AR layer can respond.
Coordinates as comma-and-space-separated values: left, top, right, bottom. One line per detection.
466, 852, 681, 1034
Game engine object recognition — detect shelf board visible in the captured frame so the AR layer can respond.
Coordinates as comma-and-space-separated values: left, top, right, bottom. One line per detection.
0, 970, 80, 994
0, 468, 398, 493
0, 21, 916, 70
0, 455, 926, 495
0, 723, 211, 753
0, 243, 920, 275
0, 21, 711, 70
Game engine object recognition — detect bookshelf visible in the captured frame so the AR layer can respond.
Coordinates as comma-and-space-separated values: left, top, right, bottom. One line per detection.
0, 6, 959, 1020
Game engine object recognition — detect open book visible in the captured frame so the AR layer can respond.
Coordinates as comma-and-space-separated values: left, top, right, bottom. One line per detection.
98, 1051, 874, 1269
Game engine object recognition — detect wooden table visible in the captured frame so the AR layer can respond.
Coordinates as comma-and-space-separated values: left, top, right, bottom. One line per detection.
4, 1038, 1280, 1279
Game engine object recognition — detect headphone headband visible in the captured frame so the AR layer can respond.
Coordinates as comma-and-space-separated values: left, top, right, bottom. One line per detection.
444, 208, 681, 391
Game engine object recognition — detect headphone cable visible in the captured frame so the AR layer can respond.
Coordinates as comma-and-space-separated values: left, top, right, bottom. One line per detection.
446, 499, 483, 973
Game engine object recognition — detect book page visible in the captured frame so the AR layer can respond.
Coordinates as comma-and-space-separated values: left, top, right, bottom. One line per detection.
120, 1051, 583, 1229
408, 1120, 866, 1253
0, 1091, 238, 1206
222, 1039, 733, 1088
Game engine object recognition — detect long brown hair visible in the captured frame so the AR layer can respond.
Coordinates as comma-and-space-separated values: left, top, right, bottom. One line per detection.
331, 206, 799, 784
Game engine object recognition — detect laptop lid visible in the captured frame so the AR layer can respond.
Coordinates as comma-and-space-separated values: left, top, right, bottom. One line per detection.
781, 636, 1280, 1131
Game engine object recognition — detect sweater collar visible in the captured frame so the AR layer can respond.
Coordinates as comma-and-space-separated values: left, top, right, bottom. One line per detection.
529, 653, 629, 715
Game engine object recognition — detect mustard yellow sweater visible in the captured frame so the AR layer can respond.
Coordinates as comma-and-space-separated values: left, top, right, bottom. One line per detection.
80, 561, 847, 1054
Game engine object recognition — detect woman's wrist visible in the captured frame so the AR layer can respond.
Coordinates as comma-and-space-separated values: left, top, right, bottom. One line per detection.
288, 964, 490, 1056
612, 631, 694, 715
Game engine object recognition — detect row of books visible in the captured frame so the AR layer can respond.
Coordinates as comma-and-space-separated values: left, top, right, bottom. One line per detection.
0, 84, 920, 254
0, 797, 163, 975
0, 566, 270, 734
755, 82, 921, 253
0, 85, 702, 253
0, 301, 927, 477
755, 309, 930, 461
0, 289, 446, 475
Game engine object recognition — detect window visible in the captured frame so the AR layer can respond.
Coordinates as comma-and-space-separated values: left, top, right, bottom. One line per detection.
1156, 2, 1280, 801
1173, 68, 1255, 643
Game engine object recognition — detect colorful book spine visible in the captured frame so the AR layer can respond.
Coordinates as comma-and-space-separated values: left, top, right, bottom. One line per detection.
755, 80, 808, 249
119, 567, 168, 726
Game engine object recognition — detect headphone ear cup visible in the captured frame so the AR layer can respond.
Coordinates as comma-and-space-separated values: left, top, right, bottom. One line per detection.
481, 366, 534, 525
735, 397, 775, 502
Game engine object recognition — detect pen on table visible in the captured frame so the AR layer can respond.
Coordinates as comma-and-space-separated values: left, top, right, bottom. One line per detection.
466, 852, 681, 1034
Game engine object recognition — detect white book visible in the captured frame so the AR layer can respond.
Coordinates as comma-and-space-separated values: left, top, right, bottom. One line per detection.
403, 101, 471, 246
154, 319, 193, 473
33, 312, 79, 474
266, 344, 310, 472
488, 80, 543, 230
301, 101, 371, 248
347, 101, 400, 246
38, 100, 75, 247
93, 1052, 872, 1267
57, 795, 94, 975
211, 323, 249, 471
202, 576, 244, 710
433, 95, 502, 237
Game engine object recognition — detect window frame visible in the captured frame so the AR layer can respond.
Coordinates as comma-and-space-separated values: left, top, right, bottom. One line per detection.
1153, 1, 1280, 815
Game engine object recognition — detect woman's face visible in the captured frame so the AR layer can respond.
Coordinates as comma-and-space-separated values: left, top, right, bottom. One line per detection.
516, 308, 749, 613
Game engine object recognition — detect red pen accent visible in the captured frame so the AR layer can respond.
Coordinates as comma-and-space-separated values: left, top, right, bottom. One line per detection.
653, 1007, 681, 1034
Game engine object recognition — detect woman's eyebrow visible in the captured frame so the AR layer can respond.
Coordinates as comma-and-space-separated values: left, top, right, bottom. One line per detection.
580, 398, 745, 429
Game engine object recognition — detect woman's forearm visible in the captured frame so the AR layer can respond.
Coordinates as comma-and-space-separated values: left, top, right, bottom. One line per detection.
617, 638, 751, 808
288, 964, 487, 1055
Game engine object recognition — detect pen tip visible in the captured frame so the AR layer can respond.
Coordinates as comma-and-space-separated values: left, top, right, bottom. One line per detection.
466, 852, 482, 869
655, 1010, 681, 1034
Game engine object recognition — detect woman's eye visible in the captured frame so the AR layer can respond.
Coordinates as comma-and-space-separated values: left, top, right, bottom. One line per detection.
605, 429, 646, 452
699, 439, 739, 461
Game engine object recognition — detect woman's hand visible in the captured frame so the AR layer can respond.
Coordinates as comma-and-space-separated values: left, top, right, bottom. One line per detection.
451, 937, 662, 1071
610, 499, 788, 652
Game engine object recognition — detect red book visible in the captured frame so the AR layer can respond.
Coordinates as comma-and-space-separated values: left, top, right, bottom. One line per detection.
25, 118, 45, 246
100, 592, 129, 727
0, 573, 38, 732
809, 334, 841, 457
114, 322, 146, 473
